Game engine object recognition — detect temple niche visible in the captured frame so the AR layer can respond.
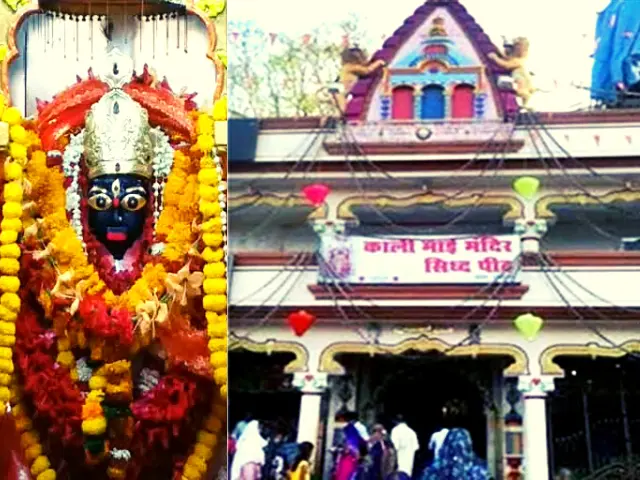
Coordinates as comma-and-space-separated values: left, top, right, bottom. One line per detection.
351, 3, 513, 123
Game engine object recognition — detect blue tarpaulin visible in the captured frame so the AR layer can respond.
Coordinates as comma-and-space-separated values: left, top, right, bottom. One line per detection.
591, 0, 640, 102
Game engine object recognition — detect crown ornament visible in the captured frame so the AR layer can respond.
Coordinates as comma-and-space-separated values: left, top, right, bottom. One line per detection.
83, 48, 154, 179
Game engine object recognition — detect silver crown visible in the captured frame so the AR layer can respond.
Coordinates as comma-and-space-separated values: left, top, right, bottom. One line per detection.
83, 48, 153, 179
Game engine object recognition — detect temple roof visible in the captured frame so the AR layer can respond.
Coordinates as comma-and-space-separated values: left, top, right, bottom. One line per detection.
345, 0, 518, 120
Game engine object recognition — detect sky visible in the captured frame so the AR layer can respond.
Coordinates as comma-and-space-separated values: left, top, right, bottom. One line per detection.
229, 0, 611, 111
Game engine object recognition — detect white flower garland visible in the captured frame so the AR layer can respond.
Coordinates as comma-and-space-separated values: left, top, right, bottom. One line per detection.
61, 126, 175, 249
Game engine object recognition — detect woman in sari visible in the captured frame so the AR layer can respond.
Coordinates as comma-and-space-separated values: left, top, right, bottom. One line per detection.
230, 420, 268, 480
334, 422, 368, 480
420, 428, 488, 480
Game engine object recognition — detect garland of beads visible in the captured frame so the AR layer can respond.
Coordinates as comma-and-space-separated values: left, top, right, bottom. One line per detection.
0, 103, 57, 480
197, 106, 228, 401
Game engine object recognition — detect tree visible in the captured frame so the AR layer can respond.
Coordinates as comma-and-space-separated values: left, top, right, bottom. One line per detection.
228, 16, 374, 118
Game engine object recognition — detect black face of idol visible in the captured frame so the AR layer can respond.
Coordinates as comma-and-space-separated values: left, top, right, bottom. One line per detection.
87, 174, 149, 260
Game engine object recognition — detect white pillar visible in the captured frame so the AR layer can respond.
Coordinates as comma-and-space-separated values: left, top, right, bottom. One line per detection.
518, 375, 555, 480
293, 372, 328, 445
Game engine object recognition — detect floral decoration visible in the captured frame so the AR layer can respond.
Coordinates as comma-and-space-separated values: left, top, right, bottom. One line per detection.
0, 61, 227, 479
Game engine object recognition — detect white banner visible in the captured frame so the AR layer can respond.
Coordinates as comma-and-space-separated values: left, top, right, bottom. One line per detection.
318, 234, 521, 284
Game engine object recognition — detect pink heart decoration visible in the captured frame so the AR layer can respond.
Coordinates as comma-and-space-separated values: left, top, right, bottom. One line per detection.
301, 184, 330, 207
287, 310, 316, 337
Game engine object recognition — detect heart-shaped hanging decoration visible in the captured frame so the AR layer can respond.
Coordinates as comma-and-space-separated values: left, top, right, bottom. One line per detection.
287, 310, 316, 337
513, 313, 544, 341
301, 184, 330, 207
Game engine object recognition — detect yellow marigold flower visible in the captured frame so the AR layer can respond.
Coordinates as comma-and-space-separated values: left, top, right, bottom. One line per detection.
89, 375, 107, 390
11, 404, 24, 417
213, 366, 227, 385
36, 469, 57, 480
86, 389, 105, 402
0, 346, 11, 358
210, 351, 226, 369
20, 431, 39, 449
4, 162, 22, 180
207, 338, 226, 353
212, 96, 227, 121
0, 244, 21, 259
196, 430, 217, 448
207, 321, 226, 339
1, 107, 21, 126
203, 278, 226, 295
0, 373, 10, 386
196, 114, 214, 136
202, 233, 223, 248
81, 416, 107, 436
103, 360, 131, 375
0, 358, 13, 373
197, 169, 218, 186
25, 443, 42, 462
9, 142, 27, 161
201, 248, 223, 265
0, 293, 21, 316
1, 218, 22, 232
193, 443, 213, 461
2, 202, 21, 219
0, 334, 15, 346
195, 134, 214, 153
201, 218, 222, 233
199, 201, 221, 220
0, 386, 9, 402
0, 321, 15, 336
203, 262, 225, 279
0, 230, 18, 244
30, 455, 50, 476
198, 185, 217, 202
182, 464, 201, 480
186, 454, 208, 474
0, 258, 20, 275
0, 305, 18, 322
200, 156, 215, 169
56, 351, 74, 367
220, 384, 227, 399
9, 124, 27, 144
3, 182, 23, 202
0, 276, 20, 293
202, 294, 226, 313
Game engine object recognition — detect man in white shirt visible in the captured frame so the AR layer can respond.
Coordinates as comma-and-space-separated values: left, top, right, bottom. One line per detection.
390, 415, 419, 477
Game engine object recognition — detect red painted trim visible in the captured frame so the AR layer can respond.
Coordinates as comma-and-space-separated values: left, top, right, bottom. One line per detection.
322, 139, 525, 155
229, 305, 640, 325
232, 251, 640, 267
308, 284, 529, 300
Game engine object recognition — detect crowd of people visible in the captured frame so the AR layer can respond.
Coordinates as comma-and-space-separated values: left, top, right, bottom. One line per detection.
228, 412, 492, 480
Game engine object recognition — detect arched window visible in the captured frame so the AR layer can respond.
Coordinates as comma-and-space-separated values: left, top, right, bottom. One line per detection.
420, 85, 445, 120
451, 84, 475, 119
391, 86, 414, 120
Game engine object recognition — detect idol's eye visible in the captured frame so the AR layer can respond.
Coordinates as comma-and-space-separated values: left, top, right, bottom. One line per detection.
88, 193, 113, 211
121, 193, 147, 212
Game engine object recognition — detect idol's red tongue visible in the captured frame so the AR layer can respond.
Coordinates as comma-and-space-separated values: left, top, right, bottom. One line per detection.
106, 232, 127, 242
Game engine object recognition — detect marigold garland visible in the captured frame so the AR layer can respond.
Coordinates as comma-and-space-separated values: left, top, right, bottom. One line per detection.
196, 105, 228, 401
0, 72, 227, 478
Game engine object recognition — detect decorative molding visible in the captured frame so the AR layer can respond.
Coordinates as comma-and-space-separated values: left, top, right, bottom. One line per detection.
230, 305, 640, 325
539, 341, 640, 376
535, 189, 640, 219
229, 336, 310, 373
308, 284, 529, 300
292, 372, 328, 393
318, 337, 528, 377
323, 140, 525, 156
231, 250, 640, 267
229, 193, 327, 219
2, 1, 224, 105
517, 375, 555, 397
336, 192, 522, 221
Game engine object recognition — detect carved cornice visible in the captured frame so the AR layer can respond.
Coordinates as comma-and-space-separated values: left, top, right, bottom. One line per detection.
308, 284, 529, 300
540, 341, 640, 376
336, 192, 522, 221
535, 189, 640, 219
323, 140, 525, 156
318, 337, 528, 376
229, 193, 327, 219
229, 336, 310, 373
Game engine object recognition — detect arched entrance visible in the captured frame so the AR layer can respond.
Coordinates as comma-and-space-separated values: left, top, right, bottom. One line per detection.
335, 351, 512, 475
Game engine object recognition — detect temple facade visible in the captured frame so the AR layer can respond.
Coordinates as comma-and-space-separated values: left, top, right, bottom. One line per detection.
229, 1, 640, 478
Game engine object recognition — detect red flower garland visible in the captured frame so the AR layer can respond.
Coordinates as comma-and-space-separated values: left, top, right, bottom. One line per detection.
78, 296, 134, 346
